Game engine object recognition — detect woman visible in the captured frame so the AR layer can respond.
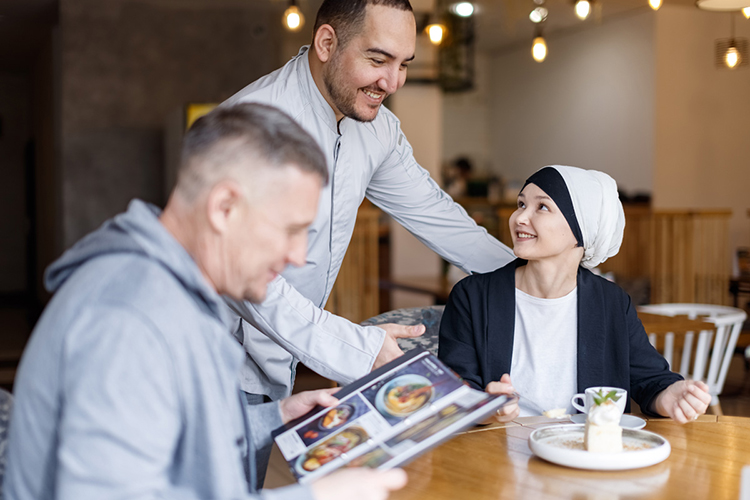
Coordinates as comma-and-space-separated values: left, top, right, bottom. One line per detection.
438, 165, 711, 423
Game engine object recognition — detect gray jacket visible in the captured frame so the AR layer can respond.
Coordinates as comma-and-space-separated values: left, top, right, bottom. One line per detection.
223, 47, 515, 400
4, 200, 312, 500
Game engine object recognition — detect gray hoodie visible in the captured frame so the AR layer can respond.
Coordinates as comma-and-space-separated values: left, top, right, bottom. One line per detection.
4, 200, 312, 500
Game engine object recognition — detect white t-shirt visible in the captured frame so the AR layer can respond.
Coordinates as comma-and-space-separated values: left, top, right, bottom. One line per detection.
511, 287, 578, 416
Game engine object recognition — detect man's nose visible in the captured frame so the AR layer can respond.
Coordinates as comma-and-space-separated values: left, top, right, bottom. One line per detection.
378, 67, 400, 94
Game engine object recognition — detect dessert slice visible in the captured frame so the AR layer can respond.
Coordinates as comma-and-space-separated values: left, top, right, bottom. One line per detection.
584, 390, 623, 453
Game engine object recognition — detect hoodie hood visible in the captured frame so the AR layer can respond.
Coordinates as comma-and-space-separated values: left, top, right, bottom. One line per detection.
45, 199, 230, 326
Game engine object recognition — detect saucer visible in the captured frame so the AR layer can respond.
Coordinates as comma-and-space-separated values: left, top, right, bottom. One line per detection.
570, 413, 647, 430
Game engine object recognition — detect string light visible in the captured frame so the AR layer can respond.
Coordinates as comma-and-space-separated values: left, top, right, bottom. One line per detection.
575, 0, 591, 20
283, 2, 304, 32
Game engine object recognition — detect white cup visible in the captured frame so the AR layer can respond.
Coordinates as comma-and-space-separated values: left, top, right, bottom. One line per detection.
571, 386, 627, 414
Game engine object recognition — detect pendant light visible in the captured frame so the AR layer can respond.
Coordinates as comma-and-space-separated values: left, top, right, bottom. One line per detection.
532, 30, 547, 63
283, 1, 305, 32
575, 0, 592, 20
649, 0, 663, 10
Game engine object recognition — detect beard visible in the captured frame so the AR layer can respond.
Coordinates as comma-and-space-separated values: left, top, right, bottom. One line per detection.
323, 53, 382, 123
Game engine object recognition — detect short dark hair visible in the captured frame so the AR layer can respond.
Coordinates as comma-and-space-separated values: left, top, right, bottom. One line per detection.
313, 0, 413, 48
176, 103, 328, 201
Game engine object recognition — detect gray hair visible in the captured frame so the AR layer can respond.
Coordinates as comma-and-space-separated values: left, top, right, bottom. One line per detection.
175, 103, 328, 202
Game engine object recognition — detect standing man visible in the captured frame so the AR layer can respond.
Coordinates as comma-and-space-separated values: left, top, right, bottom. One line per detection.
225, 0, 514, 425
4, 103, 407, 500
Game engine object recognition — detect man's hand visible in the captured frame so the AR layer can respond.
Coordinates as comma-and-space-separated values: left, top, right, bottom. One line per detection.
311, 468, 408, 500
653, 380, 712, 423
278, 388, 340, 425
372, 323, 426, 370
485, 374, 519, 423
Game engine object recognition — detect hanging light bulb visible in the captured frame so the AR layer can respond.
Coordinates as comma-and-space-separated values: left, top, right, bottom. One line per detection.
450, 2, 475, 17
532, 36, 547, 62
725, 44, 741, 68
283, 2, 305, 32
426, 23, 446, 45
649, 0, 663, 10
743, 7, 750, 18
575, 0, 591, 20
529, 7, 548, 23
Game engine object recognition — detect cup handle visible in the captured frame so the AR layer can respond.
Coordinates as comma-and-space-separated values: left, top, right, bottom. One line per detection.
571, 394, 586, 413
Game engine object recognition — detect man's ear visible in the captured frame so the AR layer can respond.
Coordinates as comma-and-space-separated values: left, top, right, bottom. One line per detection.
205, 181, 244, 234
313, 24, 338, 63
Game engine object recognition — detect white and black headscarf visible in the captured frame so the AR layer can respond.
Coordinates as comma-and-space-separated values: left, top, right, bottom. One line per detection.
522, 165, 625, 269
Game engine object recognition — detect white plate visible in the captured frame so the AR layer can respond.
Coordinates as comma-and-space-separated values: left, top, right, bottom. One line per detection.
529, 424, 671, 471
570, 413, 647, 430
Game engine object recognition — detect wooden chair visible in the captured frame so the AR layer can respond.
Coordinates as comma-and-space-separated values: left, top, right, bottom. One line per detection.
638, 303, 747, 414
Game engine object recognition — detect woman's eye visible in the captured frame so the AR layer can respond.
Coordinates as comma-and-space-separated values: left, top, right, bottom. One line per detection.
539, 204, 549, 211
517, 201, 525, 209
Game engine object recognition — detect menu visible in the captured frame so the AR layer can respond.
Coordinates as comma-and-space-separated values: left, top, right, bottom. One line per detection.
272, 348, 515, 483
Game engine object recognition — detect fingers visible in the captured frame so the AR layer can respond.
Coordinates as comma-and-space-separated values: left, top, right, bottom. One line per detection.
494, 401, 520, 423
485, 381, 515, 396
380, 323, 426, 339
486, 374, 515, 396
687, 382, 712, 405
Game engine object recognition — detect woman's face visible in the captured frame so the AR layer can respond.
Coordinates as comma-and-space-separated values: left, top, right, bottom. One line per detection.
509, 183, 580, 262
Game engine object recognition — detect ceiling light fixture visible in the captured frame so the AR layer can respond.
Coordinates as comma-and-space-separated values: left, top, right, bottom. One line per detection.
450, 2, 475, 17
532, 31, 547, 62
743, 6, 750, 17
426, 23, 446, 45
697, 0, 750, 11
649, 0, 663, 10
529, 7, 549, 23
283, 1, 305, 32
575, 0, 592, 20
716, 14, 748, 69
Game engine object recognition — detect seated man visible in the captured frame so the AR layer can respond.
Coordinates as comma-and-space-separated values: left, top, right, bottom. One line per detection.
4, 103, 406, 500
438, 165, 712, 423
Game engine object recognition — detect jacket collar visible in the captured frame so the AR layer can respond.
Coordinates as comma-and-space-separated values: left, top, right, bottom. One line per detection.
296, 46, 340, 135
486, 259, 605, 394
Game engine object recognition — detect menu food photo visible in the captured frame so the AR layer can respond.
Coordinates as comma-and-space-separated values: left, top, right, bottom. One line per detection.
272, 348, 515, 483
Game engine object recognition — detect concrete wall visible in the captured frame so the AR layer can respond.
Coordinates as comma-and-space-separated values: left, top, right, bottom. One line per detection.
442, 51, 493, 175
59, 0, 285, 248
487, 10, 656, 196
653, 6, 750, 255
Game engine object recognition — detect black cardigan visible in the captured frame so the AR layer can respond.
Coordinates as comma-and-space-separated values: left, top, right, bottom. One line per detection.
437, 259, 682, 415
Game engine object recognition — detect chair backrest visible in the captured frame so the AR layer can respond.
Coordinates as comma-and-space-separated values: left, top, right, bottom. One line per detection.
361, 306, 444, 356
638, 303, 747, 404
0, 388, 13, 497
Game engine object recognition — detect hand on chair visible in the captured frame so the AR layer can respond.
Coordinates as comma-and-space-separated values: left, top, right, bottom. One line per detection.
653, 380, 712, 423
372, 323, 426, 370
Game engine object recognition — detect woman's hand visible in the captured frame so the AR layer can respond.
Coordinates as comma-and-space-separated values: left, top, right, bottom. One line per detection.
653, 380, 712, 423
278, 388, 340, 424
485, 374, 520, 423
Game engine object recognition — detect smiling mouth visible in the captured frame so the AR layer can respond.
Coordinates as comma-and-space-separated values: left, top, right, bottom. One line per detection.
516, 232, 536, 240
362, 88, 385, 102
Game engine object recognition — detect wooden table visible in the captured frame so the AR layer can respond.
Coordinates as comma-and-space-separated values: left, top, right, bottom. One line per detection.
391, 415, 750, 500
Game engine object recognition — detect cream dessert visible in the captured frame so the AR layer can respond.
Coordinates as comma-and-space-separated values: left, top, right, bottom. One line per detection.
584, 390, 623, 453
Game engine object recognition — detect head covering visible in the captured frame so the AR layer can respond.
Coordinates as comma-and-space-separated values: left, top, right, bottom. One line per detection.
521, 165, 626, 269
